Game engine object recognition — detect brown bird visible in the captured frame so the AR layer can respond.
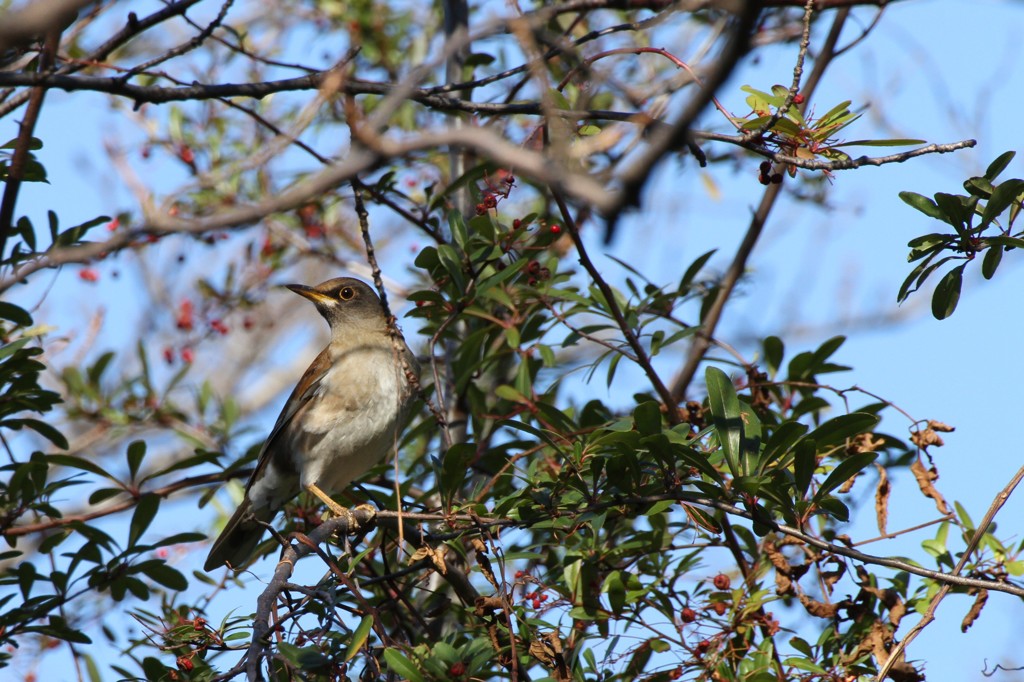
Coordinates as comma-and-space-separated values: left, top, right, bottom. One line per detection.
204, 277, 419, 571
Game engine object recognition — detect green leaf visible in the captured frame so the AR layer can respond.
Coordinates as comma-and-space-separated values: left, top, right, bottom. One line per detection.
931, 264, 964, 320
981, 178, 1024, 226
763, 336, 784, 375
439, 443, 474, 505
984, 151, 1015, 181
46, 454, 116, 481
834, 138, 925, 147
12, 418, 68, 449
982, 245, 1002, 280
813, 452, 877, 502
128, 494, 160, 547
805, 413, 879, 450
705, 366, 742, 477
139, 562, 188, 591
126, 440, 146, 480
933, 193, 970, 235
0, 302, 32, 327
680, 249, 716, 290
384, 649, 425, 682
760, 421, 808, 471
633, 401, 662, 436
899, 191, 945, 222
793, 440, 816, 500
346, 615, 375, 661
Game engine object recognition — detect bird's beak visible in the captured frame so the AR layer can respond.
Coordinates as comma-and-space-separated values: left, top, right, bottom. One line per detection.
285, 283, 334, 306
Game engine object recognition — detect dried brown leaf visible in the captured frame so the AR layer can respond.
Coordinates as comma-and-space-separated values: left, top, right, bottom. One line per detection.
821, 557, 846, 591
875, 463, 890, 536
910, 457, 951, 514
409, 545, 447, 574
848, 432, 885, 455
798, 593, 838, 618
961, 588, 988, 632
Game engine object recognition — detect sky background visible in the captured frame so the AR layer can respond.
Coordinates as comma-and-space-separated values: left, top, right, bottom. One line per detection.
6, 0, 1024, 679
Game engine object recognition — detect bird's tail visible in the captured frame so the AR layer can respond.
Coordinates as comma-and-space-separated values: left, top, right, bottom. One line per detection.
203, 498, 275, 571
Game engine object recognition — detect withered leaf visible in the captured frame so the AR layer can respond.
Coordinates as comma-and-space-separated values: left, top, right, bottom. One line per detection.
910, 457, 951, 515
961, 588, 988, 632
875, 463, 890, 536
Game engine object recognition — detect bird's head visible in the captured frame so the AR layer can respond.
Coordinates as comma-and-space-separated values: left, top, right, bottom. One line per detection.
285, 277, 387, 333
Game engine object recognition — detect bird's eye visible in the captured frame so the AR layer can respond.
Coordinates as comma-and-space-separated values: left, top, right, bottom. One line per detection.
339, 287, 355, 300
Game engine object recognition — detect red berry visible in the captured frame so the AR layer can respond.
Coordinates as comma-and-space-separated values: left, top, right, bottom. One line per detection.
680, 607, 696, 623
107, 217, 120, 231
713, 573, 731, 590
181, 347, 195, 364
512, 219, 521, 229
79, 268, 99, 282
711, 601, 727, 615
176, 300, 194, 331
792, 93, 805, 104
162, 347, 175, 364
210, 319, 229, 335
550, 224, 561, 234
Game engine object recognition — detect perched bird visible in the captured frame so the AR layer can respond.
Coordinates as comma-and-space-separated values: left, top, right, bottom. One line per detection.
204, 277, 419, 571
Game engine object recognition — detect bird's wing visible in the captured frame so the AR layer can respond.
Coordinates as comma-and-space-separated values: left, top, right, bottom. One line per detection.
242, 347, 331, 493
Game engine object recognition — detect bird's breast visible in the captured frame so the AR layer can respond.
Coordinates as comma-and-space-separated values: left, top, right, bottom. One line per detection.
291, 344, 414, 491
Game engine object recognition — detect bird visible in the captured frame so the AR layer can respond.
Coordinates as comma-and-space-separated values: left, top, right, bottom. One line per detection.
204, 277, 419, 571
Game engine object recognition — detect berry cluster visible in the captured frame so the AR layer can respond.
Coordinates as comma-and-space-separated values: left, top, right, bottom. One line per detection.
758, 160, 783, 185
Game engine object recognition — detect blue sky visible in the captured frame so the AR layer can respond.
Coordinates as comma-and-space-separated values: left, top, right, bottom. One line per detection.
7, 0, 1024, 678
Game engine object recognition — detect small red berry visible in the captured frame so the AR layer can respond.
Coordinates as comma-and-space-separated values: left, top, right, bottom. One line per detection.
107, 217, 120, 231
79, 268, 99, 282
181, 347, 195, 364
792, 93, 805, 104
449, 661, 466, 677
162, 347, 175, 364
549, 224, 561, 234
512, 219, 521, 229
711, 601, 727, 615
713, 573, 731, 590
532, 598, 541, 609
680, 607, 697, 623
210, 319, 229, 335
176, 300, 194, 331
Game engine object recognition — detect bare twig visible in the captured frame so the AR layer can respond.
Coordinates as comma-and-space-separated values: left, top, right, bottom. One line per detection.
0, 27, 60, 261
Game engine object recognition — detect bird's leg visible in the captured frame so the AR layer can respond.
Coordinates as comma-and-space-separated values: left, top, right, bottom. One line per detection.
305, 482, 349, 517
305, 482, 361, 555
